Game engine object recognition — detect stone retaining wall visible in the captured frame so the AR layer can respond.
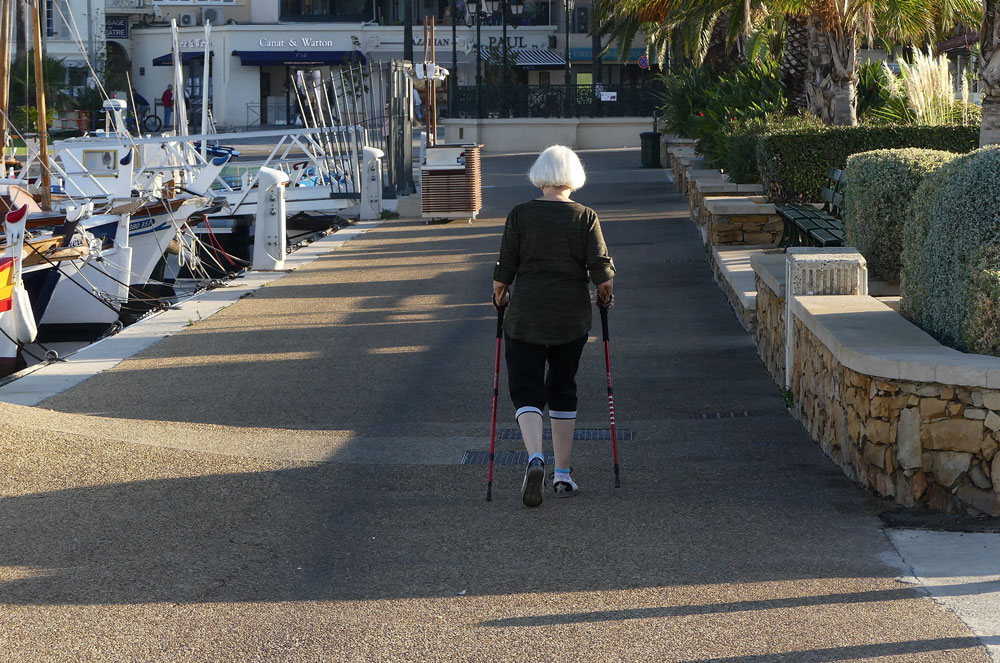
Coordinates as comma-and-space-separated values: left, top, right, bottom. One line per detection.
754, 274, 785, 385
711, 257, 756, 333
706, 211, 782, 246
792, 319, 1000, 516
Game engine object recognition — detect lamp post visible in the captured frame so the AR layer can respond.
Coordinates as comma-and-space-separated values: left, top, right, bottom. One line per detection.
502, 0, 507, 85
451, 0, 457, 116
564, 0, 572, 116
502, 1, 524, 85
469, 1, 482, 117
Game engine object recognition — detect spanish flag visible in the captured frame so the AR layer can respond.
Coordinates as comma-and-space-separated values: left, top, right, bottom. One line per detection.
0, 258, 12, 313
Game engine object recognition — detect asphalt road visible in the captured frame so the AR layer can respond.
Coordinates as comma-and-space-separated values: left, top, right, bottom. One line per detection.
0, 149, 989, 662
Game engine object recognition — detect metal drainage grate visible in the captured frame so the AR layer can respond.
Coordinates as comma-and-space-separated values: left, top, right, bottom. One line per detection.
664, 258, 703, 264
497, 428, 634, 441
688, 410, 768, 420
461, 450, 554, 466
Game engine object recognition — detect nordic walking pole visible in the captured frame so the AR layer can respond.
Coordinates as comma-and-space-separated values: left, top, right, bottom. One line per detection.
599, 296, 621, 488
487, 295, 507, 501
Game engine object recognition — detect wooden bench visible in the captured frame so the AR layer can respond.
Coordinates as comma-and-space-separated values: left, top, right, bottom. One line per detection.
776, 169, 847, 248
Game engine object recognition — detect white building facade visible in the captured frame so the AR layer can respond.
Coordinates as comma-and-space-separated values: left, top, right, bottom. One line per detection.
41, 0, 656, 129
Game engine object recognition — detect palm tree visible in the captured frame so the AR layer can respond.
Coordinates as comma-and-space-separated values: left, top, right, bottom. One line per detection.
980, 0, 1000, 145
596, 0, 980, 126
781, 14, 809, 112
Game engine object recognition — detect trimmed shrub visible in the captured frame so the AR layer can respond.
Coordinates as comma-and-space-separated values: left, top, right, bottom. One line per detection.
965, 246, 1000, 356
843, 148, 958, 282
900, 147, 1000, 353
899, 155, 966, 331
757, 125, 979, 203
714, 114, 823, 184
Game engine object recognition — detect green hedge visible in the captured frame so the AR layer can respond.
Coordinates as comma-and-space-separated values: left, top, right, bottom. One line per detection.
757, 125, 979, 203
713, 114, 823, 184
843, 149, 958, 282
965, 246, 1000, 357
899, 147, 1000, 354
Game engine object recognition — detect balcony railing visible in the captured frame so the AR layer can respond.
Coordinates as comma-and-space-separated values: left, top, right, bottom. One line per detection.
106, 0, 145, 9
452, 83, 662, 119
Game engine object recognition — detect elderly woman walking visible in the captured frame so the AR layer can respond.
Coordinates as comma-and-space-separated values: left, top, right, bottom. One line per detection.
493, 145, 616, 507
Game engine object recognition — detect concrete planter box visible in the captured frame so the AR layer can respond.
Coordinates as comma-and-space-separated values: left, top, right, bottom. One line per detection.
660, 134, 696, 170
702, 196, 782, 246
689, 178, 763, 225
790, 295, 1000, 516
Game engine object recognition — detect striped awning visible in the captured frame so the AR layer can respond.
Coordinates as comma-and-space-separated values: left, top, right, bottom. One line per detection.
479, 47, 567, 70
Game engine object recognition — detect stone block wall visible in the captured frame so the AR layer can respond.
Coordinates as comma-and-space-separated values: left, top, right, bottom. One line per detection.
754, 274, 784, 385
711, 259, 756, 334
792, 319, 1000, 516
707, 213, 782, 246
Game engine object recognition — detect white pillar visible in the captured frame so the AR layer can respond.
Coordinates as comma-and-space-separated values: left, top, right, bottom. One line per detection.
253, 167, 289, 271
360, 146, 385, 220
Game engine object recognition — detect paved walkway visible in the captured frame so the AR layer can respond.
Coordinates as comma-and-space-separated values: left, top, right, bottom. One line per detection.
0, 150, 991, 661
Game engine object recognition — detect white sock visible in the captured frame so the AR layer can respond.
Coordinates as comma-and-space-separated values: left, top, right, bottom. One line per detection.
554, 468, 571, 483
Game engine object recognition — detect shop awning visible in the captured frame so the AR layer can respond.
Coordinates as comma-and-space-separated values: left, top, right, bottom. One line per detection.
152, 51, 208, 66
232, 50, 367, 66
479, 47, 566, 70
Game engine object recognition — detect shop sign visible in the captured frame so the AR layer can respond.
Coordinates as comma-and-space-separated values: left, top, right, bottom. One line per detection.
179, 38, 213, 50
258, 37, 339, 48
106, 16, 128, 40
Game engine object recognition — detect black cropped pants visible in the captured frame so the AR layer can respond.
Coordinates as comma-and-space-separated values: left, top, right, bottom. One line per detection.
505, 334, 588, 420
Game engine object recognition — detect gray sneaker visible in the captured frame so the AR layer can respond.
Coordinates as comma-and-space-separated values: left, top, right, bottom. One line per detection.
521, 458, 545, 507
552, 471, 580, 498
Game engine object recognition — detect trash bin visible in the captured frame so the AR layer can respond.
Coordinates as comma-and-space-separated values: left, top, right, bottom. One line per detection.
640, 131, 662, 168
421, 144, 483, 223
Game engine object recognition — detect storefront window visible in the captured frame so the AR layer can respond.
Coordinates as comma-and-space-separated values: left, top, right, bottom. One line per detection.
280, 0, 368, 21
428, 0, 553, 26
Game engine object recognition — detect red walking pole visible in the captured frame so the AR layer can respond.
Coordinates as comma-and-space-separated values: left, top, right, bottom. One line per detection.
486, 298, 506, 501
599, 297, 621, 488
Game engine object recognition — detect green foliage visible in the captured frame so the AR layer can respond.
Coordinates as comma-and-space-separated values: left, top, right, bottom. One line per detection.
713, 114, 823, 184
964, 246, 1000, 357
9, 53, 75, 110
856, 61, 912, 124
899, 147, 1000, 354
656, 65, 718, 139
14, 105, 56, 132
843, 148, 958, 282
688, 59, 787, 163
857, 57, 982, 127
756, 125, 979, 204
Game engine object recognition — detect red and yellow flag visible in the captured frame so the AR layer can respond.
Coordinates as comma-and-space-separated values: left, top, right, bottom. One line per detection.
0, 258, 13, 313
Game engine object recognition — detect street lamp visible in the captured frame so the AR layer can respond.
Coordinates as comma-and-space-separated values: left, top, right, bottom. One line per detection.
564, 0, 573, 116
501, 1, 524, 85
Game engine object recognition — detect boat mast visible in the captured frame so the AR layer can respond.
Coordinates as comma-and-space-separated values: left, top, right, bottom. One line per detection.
0, 0, 11, 179
30, 0, 49, 209
200, 18, 210, 158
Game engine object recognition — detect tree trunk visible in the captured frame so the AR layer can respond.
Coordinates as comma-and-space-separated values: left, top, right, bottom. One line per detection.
704, 11, 745, 75
805, 18, 857, 126
979, 0, 1000, 146
781, 15, 809, 113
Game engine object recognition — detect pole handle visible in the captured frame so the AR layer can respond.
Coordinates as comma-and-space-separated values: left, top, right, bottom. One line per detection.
493, 294, 507, 337
599, 302, 609, 340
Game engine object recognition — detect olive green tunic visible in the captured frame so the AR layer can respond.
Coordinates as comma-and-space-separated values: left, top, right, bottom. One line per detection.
493, 200, 616, 346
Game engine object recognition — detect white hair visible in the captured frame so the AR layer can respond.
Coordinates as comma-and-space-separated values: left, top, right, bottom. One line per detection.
528, 145, 586, 191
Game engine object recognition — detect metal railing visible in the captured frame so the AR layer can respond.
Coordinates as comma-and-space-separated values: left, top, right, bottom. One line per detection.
452, 83, 662, 119
106, 0, 145, 8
